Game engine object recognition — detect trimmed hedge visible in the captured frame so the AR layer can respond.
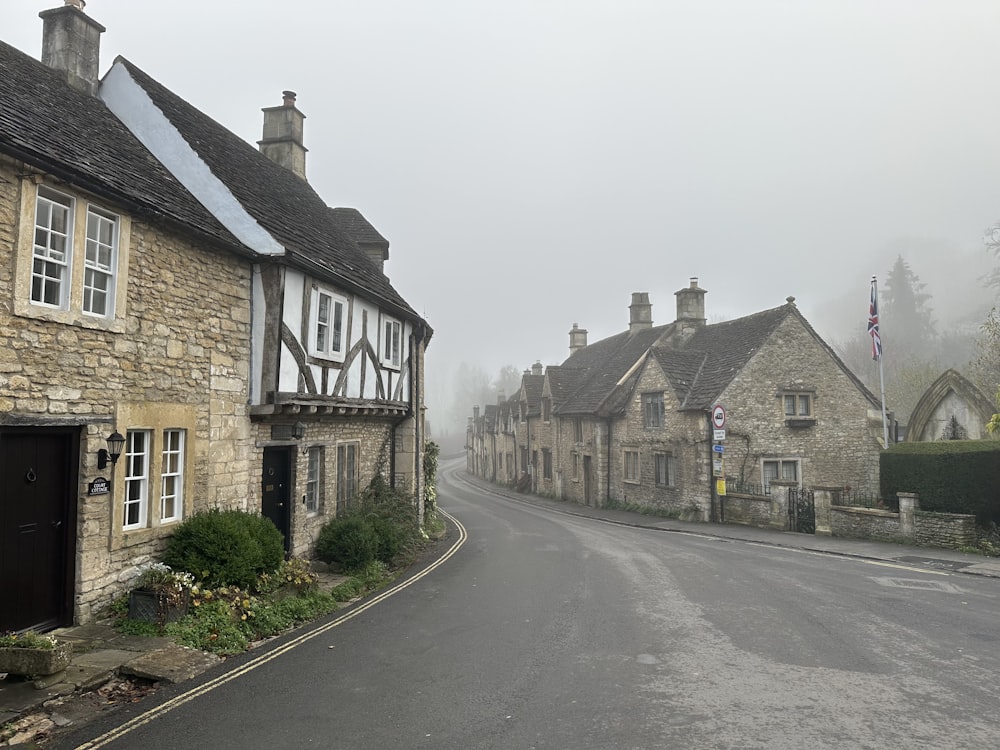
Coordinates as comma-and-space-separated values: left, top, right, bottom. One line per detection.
880, 440, 1000, 525
163, 509, 284, 589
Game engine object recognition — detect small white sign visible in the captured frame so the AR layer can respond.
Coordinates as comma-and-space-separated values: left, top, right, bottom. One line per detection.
713, 429, 726, 441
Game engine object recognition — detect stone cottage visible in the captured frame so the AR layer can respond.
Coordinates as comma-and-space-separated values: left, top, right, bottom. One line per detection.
1, 2, 430, 633
469, 279, 885, 520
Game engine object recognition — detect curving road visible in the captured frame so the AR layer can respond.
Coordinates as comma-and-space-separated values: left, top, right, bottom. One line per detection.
58, 458, 1000, 749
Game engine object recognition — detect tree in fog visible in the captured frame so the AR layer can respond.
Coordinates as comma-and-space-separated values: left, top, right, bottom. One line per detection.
834, 256, 966, 427
446, 362, 527, 433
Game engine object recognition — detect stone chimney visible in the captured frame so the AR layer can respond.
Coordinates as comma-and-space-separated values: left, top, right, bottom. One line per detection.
258, 90, 308, 179
629, 292, 653, 333
674, 277, 707, 339
531, 361, 543, 376
40, 1, 105, 96
568, 323, 588, 354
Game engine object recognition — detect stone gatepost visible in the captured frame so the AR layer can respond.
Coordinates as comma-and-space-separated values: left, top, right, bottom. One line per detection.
813, 487, 837, 537
898, 492, 919, 539
768, 481, 795, 531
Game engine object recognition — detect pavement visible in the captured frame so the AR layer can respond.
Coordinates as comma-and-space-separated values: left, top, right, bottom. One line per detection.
3, 480, 999, 746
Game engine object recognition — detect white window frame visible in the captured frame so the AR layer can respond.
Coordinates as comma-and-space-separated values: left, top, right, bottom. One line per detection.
83, 205, 119, 317
380, 316, 402, 369
309, 287, 347, 361
160, 429, 185, 523
623, 449, 640, 484
124, 430, 151, 530
31, 186, 74, 309
305, 446, 323, 513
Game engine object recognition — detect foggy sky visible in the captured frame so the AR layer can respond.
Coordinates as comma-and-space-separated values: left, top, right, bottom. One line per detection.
5, 0, 1000, 430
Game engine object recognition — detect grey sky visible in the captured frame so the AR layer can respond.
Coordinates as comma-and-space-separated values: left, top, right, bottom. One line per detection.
5, 0, 1000, 429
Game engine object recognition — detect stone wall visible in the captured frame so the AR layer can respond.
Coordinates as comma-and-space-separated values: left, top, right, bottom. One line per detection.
0, 160, 254, 623
914, 511, 976, 548
830, 506, 904, 541
721, 493, 772, 528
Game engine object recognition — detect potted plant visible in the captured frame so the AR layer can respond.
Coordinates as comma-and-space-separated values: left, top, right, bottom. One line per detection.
0, 631, 72, 677
128, 562, 194, 625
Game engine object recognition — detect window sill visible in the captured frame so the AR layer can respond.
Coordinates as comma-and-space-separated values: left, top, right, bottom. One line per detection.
785, 418, 816, 428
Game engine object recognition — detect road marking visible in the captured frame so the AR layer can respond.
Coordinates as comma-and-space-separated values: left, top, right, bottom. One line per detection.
73, 509, 468, 750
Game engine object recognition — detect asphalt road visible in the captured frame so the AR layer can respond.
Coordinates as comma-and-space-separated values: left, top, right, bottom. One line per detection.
56, 461, 1000, 749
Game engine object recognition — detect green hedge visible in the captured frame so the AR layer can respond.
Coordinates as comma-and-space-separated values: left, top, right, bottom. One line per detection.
163, 509, 285, 589
880, 441, 1000, 524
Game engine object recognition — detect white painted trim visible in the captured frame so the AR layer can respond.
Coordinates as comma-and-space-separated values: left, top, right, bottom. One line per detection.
100, 61, 284, 256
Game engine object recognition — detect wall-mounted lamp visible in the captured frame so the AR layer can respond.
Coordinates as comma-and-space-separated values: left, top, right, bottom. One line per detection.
293, 422, 306, 440
97, 430, 126, 470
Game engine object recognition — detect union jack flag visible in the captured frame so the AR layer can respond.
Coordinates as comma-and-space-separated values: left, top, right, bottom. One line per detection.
868, 277, 882, 360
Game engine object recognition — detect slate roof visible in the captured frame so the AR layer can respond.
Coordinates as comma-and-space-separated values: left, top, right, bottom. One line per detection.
116, 59, 421, 323
0, 41, 246, 254
520, 373, 545, 416
554, 302, 879, 418
330, 207, 389, 260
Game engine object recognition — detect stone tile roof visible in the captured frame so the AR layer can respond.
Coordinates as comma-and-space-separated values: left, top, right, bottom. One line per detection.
0, 41, 246, 253
116, 59, 421, 322
556, 302, 878, 418
483, 404, 498, 432
520, 373, 545, 416
330, 207, 389, 257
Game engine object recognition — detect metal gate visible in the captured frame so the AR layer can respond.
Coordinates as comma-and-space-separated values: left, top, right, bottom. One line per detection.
788, 487, 816, 534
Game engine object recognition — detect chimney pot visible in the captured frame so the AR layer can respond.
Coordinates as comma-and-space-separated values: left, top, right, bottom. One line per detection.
65, 0, 85, 8
282, 90, 297, 107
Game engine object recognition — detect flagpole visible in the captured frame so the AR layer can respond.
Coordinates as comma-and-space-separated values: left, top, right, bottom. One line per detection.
871, 276, 890, 447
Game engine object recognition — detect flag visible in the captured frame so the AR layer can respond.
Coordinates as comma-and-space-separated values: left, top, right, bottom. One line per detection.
867, 278, 882, 360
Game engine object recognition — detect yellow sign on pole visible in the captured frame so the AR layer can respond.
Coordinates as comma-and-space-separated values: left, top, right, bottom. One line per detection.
716, 478, 727, 496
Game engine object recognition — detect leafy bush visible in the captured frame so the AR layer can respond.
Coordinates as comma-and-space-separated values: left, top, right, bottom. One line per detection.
315, 474, 422, 572
163, 509, 284, 589
315, 515, 379, 572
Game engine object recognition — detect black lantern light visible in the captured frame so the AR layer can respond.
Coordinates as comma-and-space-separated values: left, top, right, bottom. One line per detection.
97, 430, 126, 470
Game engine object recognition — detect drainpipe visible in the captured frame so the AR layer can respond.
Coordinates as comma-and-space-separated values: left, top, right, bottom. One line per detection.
707, 410, 717, 523
605, 417, 612, 507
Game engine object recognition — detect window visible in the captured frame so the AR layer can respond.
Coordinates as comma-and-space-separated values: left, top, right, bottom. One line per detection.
572, 453, 580, 480
574, 418, 583, 443
160, 429, 185, 523
32, 187, 73, 308
542, 397, 551, 422
783, 393, 812, 417
624, 450, 640, 483
643, 392, 664, 428
763, 459, 799, 488
381, 316, 401, 368
83, 206, 118, 316
310, 287, 346, 360
305, 446, 323, 513
124, 430, 151, 530
542, 448, 552, 480
337, 443, 358, 511
654, 452, 675, 487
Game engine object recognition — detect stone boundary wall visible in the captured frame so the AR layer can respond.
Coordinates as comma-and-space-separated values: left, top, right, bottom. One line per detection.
914, 510, 976, 548
721, 493, 772, 529
830, 506, 903, 542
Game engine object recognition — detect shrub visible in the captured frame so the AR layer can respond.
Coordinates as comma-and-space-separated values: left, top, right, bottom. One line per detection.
315, 515, 379, 572
163, 509, 284, 589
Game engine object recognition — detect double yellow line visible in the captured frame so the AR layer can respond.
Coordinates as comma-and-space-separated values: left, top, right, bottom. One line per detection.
75, 509, 467, 749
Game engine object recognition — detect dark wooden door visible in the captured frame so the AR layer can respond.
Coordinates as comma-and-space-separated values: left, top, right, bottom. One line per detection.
261, 447, 291, 554
0, 430, 76, 632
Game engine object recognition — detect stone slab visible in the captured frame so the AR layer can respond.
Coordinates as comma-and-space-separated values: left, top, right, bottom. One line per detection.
120, 645, 220, 684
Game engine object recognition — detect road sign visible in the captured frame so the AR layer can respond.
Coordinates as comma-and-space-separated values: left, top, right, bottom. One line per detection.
713, 429, 726, 441
712, 444, 724, 453
711, 404, 726, 429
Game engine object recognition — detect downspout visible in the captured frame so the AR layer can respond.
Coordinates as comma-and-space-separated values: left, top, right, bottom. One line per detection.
707, 410, 717, 523
605, 417, 612, 507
